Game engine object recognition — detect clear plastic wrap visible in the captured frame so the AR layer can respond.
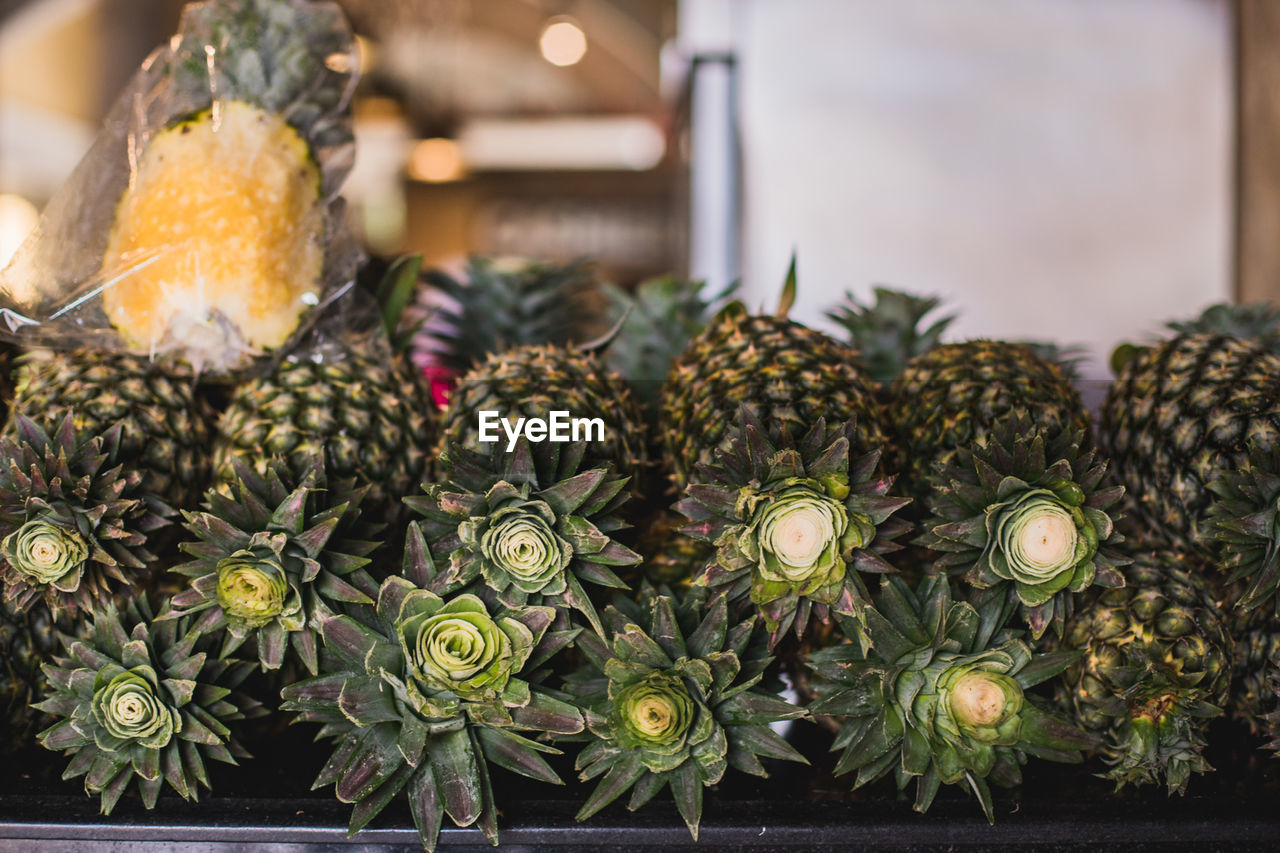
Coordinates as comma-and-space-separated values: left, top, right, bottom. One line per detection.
0, 0, 363, 375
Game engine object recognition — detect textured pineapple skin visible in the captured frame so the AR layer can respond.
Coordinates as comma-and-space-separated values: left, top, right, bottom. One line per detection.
101, 101, 323, 358
1228, 602, 1280, 737
886, 340, 1089, 507
634, 510, 712, 588
659, 314, 885, 491
7, 348, 215, 510
0, 600, 58, 754
1102, 334, 1280, 552
1060, 553, 1231, 750
215, 338, 435, 526
439, 344, 648, 484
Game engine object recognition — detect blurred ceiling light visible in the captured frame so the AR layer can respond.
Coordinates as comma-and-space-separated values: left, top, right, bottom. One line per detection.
408, 137, 466, 183
540, 18, 588, 67
0, 194, 38, 270
459, 116, 664, 171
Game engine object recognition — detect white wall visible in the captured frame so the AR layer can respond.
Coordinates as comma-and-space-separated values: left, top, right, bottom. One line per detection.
714, 0, 1232, 379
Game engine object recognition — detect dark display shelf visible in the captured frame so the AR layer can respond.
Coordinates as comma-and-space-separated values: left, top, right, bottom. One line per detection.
3, 717, 1280, 850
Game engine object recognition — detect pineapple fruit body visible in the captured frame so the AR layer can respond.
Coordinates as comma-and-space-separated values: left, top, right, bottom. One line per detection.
1059, 552, 1231, 793
1102, 334, 1280, 552
439, 343, 647, 486
215, 334, 434, 527
6, 348, 215, 510
659, 311, 884, 492
0, 600, 58, 754
886, 340, 1089, 508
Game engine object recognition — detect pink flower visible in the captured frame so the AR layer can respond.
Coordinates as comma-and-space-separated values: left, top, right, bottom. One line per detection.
421, 364, 458, 409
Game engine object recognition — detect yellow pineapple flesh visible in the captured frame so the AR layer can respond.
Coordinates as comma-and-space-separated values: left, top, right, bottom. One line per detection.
100, 100, 323, 365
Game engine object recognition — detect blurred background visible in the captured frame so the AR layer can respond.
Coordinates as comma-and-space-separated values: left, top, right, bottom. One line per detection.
0, 0, 1245, 377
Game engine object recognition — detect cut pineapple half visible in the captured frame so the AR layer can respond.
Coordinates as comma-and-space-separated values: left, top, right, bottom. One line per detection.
100, 100, 323, 368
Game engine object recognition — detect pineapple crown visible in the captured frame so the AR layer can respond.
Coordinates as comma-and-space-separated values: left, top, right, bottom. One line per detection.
162, 456, 381, 674
566, 586, 807, 840
1014, 341, 1088, 384
374, 254, 425, 355
1060, 552, 1231, 795
1111, 302, 1280, 373
423, 256, 602, 375
806, 574, 1092, 823
408, 436, 640, 635
1206, 441, 1280, 615
602, 276, 736, 412
917, 410, 1129, 639
1167, 302, 1280, 346
677, 407, 911, 646
35, 596, 263, 814
1103, 691, 1220, 796
826, 286, 957, 384
166, 0, 357, 193
280, 536, 583, 852
0, 414, 168, 617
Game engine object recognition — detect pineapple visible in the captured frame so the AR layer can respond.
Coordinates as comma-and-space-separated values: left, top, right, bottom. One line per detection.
1203, 441, 1280, 742
1232, 605, 1280, 741
409, 433, 640, 635
421, 256, 604, 378
35, 596, 264, 813
886, 340, 1090, 509
7, 348, 215, 511
1165, 301, 1280, 348
0, 599, 60, 754
659, 263, 885, 492
164, 457, 381, 674
215, 257, 437, 527
1058, 551, 1232, 794
96, 0, 358, 371
438, 343, 648, 486
1102, 334, 1280, 553
828, 287, 1086, 386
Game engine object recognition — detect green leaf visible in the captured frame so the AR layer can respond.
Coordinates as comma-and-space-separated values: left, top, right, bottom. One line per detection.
576, 751, 646, 822
477, 727, 564, 785
717, 692, 806, 725
537, 470, 607, 516
1014, 650, 1081, 689
510, 690, 584, 735
348, 763, 415, 835
377, 253, 424, 348
669, 761, 704, 840
408, 765, 444, 853
431, 726, 484, 827
339, 678, 400, 727
727, 724, 809, 764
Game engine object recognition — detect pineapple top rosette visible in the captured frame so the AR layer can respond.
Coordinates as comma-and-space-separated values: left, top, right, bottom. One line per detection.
0, 0, 360, 375
918, 411, 1129, 639
806, 574, 1094, 823
677, 408, 911, 645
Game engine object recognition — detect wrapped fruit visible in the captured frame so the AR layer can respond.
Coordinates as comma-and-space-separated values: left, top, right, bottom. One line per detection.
0, 0, 361, 374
